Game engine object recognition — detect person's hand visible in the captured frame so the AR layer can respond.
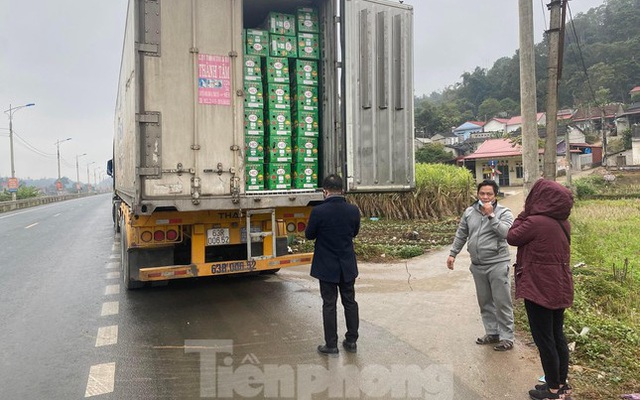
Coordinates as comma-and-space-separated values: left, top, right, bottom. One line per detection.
447, 255, 455, 270
481, 201, 494, 216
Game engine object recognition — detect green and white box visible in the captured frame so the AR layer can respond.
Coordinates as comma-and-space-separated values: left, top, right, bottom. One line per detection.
293, 110, 319, 137
266, 109, 292, 136
244, 108, 264, 136
270, 34, 298, 58
267, 135, 292, 163
245, 29, 268, 56
293, 162, 318, 189
291, 59, 318, 86
264, 56, 290, 83
297, 7, 319, 33
244, 135, 265, 163
293, 136, 319, 163
243, 55, 262, 82
297, 33, 319, 60
292, 85, 318, 111
245, 163, 264, 191
266, 83, 291, 110
266, 162, 292, 190
244, 81, 264, 109
265, 12, 296, 36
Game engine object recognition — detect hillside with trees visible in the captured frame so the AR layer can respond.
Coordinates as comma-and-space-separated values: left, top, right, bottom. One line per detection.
415, 0, 640, 135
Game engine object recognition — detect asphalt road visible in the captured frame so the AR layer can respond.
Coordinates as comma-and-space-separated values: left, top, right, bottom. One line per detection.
0, 193, 542, 399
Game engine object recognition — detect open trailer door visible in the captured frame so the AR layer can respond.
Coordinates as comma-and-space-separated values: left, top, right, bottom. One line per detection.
342, 0, 415, 192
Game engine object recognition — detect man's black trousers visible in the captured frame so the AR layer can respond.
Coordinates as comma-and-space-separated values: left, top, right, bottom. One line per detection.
319, 279, 359, 348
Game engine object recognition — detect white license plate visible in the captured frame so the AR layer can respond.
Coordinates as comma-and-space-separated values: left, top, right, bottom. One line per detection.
206, 228, 230, 246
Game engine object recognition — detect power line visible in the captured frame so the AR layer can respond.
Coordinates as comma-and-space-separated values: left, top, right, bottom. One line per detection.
566, 2, 597, 105
13, 131, 57, 157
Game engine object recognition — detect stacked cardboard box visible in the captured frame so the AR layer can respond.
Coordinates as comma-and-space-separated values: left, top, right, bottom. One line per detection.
243, 7, 320, 191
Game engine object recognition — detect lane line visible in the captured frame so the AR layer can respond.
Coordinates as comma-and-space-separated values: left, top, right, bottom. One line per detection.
105, 262, 119, 269
108, 254, 121, 261
104, 284, 120, 295
106, 271, 120, 279
95, 326, 118, 347
84, 362, 115, 397
25, 223, 39, 229
53, 213, 61, 217
101, 301, 119, 316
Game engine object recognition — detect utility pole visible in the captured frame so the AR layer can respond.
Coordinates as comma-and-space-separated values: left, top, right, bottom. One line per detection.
87, 161, 95, 192
519, 0, 539, 195
542, 0, 565, 180
565, 126, 572, 184
4, 103, 35, 201
75, 153, 87, 193
55, 138, 72, 191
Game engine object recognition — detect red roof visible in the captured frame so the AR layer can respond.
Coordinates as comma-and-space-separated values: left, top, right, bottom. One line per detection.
507, 112, 545, 126
464, 139, 522, 160
468, 121, 486, 126
630, 86, 640, 94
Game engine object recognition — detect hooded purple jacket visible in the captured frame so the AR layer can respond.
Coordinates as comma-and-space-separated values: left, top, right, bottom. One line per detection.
507, 179, 574, 309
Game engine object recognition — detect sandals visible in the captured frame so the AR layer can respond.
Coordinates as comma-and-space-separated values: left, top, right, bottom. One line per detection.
493, 339, 514, 351
476, 334, 500, 345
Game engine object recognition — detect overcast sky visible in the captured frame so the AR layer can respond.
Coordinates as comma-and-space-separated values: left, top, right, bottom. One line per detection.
1, 0, 604, 180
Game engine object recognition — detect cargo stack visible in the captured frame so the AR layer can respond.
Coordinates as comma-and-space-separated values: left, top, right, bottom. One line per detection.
243, 7, 320, 191
243, 35, 266, 191
292, 7, 319, 189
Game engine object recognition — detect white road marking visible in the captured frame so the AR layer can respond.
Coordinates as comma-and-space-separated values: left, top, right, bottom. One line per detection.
106, 271, 120, 279
104, 284, 120, 295
54, 213, 61, 217
101, 301, 119, 316
95, 326, 118, 347
84, 362, 115, 397
108, 254, 121, 261
25, 223, 39, 229
111, 243, 120, 252
105, 262, 119, 269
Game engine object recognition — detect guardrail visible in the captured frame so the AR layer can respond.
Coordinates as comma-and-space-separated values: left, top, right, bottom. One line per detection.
0, 193, 96, 213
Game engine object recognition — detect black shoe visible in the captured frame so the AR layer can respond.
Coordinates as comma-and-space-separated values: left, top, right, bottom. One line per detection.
317, 345, 339, 356
529, 388, 565, 399
342, 340, 357, 353
534, 383, 572, 396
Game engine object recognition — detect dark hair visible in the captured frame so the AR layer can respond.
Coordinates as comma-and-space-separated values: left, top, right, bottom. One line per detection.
477, 179, 499, 195
322, 174, 343, 191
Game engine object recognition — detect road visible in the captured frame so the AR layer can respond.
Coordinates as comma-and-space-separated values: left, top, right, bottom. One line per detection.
0, 193, 542, 399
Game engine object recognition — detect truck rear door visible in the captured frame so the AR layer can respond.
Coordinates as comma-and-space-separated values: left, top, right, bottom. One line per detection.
342, 0, 415, 192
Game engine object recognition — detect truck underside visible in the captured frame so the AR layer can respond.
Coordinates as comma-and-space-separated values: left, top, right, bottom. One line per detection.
116, 201, 314, 289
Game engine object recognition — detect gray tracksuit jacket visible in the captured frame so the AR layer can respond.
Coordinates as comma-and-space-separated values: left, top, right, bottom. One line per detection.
449, 201, 514, 265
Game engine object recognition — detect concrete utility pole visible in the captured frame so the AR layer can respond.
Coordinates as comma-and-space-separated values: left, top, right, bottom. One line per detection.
4, 103, 35, 201
519, 0, 539, 195
55, 138, 72, 192
75, 153, 86, 193
565, 127, 572, 184
542, 0, 564, 180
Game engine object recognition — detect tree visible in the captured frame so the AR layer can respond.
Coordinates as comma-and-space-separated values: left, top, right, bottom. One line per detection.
415, 143, 454, 164
478, 98, 502, 120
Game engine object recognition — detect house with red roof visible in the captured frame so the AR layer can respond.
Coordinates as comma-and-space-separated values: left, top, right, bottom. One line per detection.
460, 138, 602, 186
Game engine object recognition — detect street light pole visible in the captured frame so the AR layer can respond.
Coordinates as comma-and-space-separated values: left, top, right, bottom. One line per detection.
4, 103, 35, 201
55, 138, 72, 192
75, 153, 87, 193
87, 161, 95, 192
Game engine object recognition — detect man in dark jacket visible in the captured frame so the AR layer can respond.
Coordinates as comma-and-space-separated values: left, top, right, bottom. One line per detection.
507, 179, 574, 400
305, 174, 361, 356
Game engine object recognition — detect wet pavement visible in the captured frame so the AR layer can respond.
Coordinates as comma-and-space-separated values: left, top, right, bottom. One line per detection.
278, 185, 548, 399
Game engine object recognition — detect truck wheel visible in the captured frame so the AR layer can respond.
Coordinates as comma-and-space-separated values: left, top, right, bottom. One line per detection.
121, 218, 143, 290
113, 203, 120, 234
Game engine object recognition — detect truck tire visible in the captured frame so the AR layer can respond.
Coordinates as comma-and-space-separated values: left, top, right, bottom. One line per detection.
121, 217, 143, 290
113, 203, 120, 234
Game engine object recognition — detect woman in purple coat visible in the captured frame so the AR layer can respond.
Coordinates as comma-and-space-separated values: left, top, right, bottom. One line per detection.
507, 179, 574, 400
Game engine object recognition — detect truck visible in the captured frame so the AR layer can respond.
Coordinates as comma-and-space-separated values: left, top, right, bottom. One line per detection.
108, 0, 415, 289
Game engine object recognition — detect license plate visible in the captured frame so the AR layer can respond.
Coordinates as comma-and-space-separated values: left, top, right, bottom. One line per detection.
206, 228, 230, 246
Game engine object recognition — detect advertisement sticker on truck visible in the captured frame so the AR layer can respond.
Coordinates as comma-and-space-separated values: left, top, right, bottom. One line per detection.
198, 54, 231, 106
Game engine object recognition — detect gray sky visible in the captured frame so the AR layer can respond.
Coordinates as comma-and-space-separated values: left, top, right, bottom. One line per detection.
1, 0, 604, 180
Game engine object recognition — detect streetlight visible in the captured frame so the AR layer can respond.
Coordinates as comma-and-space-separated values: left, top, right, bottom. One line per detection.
94, 166, 102, 192
86, 161, 95, 192
4, 102, 35, 201
55, 137, 72, 192
75, 153, 87, 193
